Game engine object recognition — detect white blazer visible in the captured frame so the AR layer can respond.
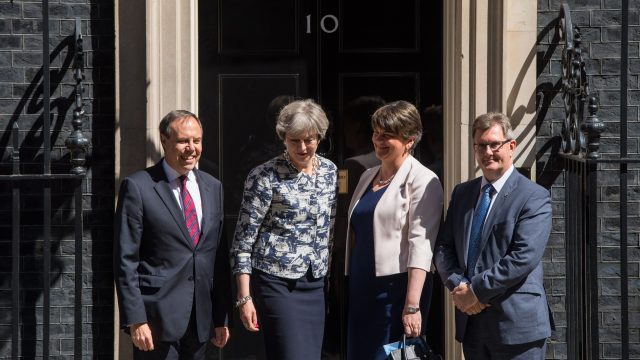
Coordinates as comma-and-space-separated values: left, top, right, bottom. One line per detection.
344, 155, 443, 276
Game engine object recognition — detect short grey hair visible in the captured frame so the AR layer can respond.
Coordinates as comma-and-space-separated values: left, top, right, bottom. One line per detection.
159, 110, 201, 138
371, 100, 423, 149
472, 112, 515, 140
276, 99, 330, 140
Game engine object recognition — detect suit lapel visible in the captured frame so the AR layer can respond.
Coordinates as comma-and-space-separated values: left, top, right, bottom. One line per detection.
479, 170, 520, 249
151, 162, 194, 248
462, 179, 482, 266
195, 170, 211, 245
348, 165, 379, 216
380, 155, 414, 202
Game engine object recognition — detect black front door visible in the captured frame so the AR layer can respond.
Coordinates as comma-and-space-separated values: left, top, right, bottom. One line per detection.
199, 1, 443, 358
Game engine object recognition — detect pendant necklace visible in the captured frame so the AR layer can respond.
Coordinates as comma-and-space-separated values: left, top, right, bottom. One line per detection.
377, 173, 395, 186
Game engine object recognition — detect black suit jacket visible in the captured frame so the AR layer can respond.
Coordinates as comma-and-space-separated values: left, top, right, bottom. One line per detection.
114, 161, 231, 342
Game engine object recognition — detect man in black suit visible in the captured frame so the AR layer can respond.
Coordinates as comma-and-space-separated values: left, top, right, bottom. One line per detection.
115, 110, 231, 359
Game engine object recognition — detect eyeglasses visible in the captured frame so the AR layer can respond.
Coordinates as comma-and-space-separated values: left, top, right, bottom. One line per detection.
473, 139, 511, 152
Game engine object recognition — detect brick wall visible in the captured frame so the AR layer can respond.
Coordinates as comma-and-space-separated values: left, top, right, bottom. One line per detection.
0, 0, 114, 358
537, 0, 640, 358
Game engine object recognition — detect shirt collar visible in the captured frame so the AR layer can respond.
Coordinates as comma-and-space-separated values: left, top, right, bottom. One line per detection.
162, 159, 195, 183
480, 165, 515, 195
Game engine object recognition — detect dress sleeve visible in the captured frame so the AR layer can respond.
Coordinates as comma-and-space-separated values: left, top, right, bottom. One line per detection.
230, 166, 273, 275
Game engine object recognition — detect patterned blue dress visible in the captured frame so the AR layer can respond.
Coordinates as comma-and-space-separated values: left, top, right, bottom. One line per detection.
231, 153, 338, 359
347, 183, 408, 360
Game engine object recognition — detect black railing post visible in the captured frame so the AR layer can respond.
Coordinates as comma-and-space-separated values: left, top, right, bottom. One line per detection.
3, 5, 90, 360
620, 1, 630, 359
558, 4, 611, 359
74, 183, 83, 359
586, 163, 599, 360
41, 1, 52, 358
43, 0, 50, 175
11, 122, 20, 359
65, 17, 88, 358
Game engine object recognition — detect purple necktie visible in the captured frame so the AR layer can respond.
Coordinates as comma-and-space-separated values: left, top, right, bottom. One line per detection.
179, 175, 200, 245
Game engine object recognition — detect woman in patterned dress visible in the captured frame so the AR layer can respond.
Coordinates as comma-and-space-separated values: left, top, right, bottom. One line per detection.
230, 99, 338, 360
345, 101, 443, 359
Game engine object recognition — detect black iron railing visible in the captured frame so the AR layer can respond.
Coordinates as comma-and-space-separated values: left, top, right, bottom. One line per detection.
2, 2, 89, 357
558, 2, 635, 359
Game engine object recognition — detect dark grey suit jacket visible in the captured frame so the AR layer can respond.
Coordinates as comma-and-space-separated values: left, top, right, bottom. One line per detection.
434, 170, 553, 345
114, 161, 231, 343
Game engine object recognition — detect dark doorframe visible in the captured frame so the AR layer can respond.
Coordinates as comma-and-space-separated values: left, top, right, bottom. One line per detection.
199, 1, 443, 358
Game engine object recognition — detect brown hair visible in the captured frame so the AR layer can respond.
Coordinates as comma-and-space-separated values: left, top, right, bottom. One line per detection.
159, 110, 201, 138
371, 100, 423, 149
472, 112, 515, 140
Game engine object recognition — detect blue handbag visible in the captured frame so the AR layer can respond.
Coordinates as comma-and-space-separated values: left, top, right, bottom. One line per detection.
383, 334, 442, 360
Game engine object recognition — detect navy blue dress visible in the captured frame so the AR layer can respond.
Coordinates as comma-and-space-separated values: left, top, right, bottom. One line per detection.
347, 185, 433, 360
347, 183, 409, 360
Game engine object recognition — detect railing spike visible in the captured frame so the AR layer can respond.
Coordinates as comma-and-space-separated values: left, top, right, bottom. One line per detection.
65, 17, 90, 176
580, 96, 605, 159
11, 122, 19, 175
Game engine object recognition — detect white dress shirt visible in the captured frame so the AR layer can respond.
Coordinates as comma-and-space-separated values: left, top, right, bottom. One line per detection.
163, 159, 203, 229
476, 165, 516, 222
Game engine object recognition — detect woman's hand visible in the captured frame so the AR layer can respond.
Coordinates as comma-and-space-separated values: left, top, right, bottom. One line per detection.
404, 267, 426, 337
235, 273, 259, 331
402, 311, 422, 337
239, 300, 260, 332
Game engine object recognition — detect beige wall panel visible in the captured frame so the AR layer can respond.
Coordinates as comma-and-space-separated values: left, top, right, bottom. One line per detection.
504, 0, 537, 172
115, 0, 199, 358
146, 0, 199, 166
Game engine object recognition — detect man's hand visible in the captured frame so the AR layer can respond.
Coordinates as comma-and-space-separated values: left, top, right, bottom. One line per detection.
463, 301, 488, 315
130, 323, 154, 351
211, 326, 230, 348
451, 282, 489, 315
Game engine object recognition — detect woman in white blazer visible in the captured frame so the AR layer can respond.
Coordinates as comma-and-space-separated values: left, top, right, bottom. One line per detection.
345, 101, 443, 360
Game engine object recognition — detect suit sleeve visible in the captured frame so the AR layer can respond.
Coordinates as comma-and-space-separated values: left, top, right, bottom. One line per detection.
406, 172, 443, 270
434, 185, 468, 290
212, 181, 233, 328
470, 190, 552, 303
113, 177, 147, 327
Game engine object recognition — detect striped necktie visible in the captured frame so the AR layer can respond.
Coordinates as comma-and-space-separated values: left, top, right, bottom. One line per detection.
179, 175, 200, 245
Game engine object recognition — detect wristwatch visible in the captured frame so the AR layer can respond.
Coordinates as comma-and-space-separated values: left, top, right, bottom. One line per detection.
405, 306, 420, 314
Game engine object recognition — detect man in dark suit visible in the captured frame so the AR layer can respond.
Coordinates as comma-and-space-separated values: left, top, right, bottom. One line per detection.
114, 110, 231, 359
434, 112, 552, 359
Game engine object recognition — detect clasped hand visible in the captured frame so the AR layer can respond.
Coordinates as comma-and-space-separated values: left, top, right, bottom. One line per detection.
450, 282, 489, 315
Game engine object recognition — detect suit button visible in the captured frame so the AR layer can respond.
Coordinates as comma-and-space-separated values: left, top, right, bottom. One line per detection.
188, 276, 194, 281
